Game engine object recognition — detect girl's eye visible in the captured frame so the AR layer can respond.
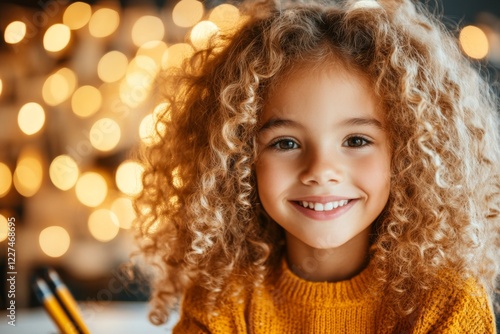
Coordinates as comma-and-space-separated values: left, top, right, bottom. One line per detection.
271, 139, 299, 150
343, 136, 371, 148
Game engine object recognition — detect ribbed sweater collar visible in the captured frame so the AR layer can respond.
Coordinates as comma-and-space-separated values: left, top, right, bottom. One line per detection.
273, 258, 376, 307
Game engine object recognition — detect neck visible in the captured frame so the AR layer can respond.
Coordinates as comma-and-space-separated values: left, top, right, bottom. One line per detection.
285, 228, 371, 282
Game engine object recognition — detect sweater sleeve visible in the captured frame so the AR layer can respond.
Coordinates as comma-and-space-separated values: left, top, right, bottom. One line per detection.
414, 276, 496, 334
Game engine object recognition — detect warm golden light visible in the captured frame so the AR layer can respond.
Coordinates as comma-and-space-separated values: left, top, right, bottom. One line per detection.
161, 43, 194, 69
124, 67, 155, 90
139, 113, 166, 145
88, 209, 120, 242
98, 51, 128, 83
0, 78, 3, 97
5, 21, 26, 44
0, 163, 12, 198
0, 215, 7, 242
111, 197, 136, 229
49, 155, 79, 191
43, 24, 71, 52
71, 85, 102, 118
115, 160, 144, 196
153, 101, 170, 120
13, 148, 43, 197
209, 4, 240, 33
89, 118, 121, 151
18, 102, 45, 135
139, 114, 156, 145
57, 68, 77, 93
139, 102, 169, 145
42, 68, 77, 106
63, 2, 92, 30
89, 8, 120, 38
190, 20, 219, 50
136, 41, 167, 66
172, 0, 204, 28
39, 226, 71, 257
75, 172, 108, 207
132, 15, 165, 47
459, 25, 489, 60
119, 56, 157, 108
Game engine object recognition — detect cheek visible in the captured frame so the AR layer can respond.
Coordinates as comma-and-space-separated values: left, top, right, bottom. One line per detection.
255, 157, 293, 201
352, 154, 391, 195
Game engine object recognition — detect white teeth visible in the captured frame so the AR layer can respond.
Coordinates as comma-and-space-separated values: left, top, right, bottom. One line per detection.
314, 203, 324, 211
299, 200, 350, 211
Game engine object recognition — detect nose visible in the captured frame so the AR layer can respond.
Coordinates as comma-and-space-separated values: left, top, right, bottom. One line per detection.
299, 148, 343, 186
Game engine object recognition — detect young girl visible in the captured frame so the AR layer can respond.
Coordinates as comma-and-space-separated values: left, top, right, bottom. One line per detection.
135, 0, 500, 332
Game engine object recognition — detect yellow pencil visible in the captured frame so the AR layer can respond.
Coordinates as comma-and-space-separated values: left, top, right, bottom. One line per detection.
48, 269, 91, 334
34, 278, 79, 334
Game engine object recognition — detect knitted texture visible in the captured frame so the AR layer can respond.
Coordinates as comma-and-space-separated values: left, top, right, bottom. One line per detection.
174, 260, 496, 333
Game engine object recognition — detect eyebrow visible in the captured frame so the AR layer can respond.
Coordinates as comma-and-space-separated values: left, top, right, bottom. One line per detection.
258, 118, 300, 133
258, 116, 384, 133
342, 117, 385, 130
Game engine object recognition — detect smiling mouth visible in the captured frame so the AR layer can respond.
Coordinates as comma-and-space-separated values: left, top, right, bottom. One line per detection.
296, 200, 351, 212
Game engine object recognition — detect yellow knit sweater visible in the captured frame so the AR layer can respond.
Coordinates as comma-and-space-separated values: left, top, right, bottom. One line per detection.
174, 259, 496, 333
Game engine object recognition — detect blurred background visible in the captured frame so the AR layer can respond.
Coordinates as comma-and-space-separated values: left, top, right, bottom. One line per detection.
0, 0, 498, 316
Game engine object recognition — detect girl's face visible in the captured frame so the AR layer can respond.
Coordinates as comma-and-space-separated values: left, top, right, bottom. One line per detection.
256, 65, 391, 254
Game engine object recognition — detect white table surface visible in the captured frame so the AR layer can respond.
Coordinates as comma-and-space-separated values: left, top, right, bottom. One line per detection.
0, 302, 179, 333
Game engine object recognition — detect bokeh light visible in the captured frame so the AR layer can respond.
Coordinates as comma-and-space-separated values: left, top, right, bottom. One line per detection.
139, 114, 158, 145
13, 148, 43, 197
89, 118, 121, 152
0, 215, 7, 242
139, 102, 169, 145
111, 197, 136, 229
63, 2, 92, 30
89, 8, 120, 38
71, 85, 102, 118
153, 101, 170, 120
4, 21, 27, 44
0, 78, 3, 97
43, 24, 71, 52
209, 4, 240, 33
49, 155, 79, 191
43, 68, 77, 106
172, 0, 204, 28
88, 209, 120, 242
119, 56, 157, 107
18, 102, 45, 135
131, 15, 165, 47
0, 163, 13, 197
39, 226, 71, 257
139, 107, 167, 146
190, 20, 219, 50
136, 41, 167, 66
115, 160, 144, 196
161, 43, 194, 69
460, 25, 489, 60
75, 172, 108, 207
98, 51, 128, 83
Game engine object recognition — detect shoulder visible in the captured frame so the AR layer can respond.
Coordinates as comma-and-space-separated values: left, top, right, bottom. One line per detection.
413, 271, 496, 333
173, 284, 249, 334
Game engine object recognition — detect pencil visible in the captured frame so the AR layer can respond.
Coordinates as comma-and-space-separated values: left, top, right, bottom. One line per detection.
34, 278, 79, 334
48, 269, 91, 334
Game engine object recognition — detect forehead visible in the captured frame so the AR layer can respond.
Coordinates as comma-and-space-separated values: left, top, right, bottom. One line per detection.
262, 63, 382, 123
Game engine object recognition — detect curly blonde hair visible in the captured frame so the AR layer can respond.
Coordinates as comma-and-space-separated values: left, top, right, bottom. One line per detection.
134, 0, 500, 326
